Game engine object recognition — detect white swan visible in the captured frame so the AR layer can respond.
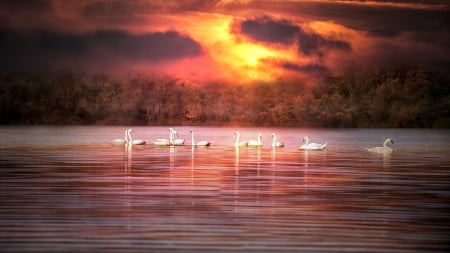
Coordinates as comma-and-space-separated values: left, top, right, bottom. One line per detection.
300, 136, 327, 150
153, 128, 173, 146
248, 133, 263, 147
112, 129, 129, 145
127, 129, 146, 145
366, 138, 394, 153
271, 133, 284, 148
234, 131, 248, 147
170, 129, 185, 146
189, 130, 210, 146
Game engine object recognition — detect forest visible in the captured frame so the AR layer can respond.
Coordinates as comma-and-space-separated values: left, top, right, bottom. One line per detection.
0, 66, 449, 128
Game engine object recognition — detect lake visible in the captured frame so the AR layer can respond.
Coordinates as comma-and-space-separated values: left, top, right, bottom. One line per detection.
0, 126, 449, 252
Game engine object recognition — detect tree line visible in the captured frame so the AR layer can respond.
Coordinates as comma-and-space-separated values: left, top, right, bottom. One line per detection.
1, 66, 449, 128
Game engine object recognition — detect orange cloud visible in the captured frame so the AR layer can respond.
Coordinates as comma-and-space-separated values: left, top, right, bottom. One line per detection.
0, 0, 448, 83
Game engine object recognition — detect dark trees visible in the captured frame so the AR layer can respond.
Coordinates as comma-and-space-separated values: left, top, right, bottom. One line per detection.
0, 67, 448, 127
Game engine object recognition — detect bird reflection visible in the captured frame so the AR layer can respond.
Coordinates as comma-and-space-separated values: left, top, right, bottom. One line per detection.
235, 147, 240, 175
382, 152, 391, 169
124, 142, 132, 228
256, 147, 261, 205
271, 148, 277, 185
303, 150, 309, 188
169, 146, 176, 206
169, 145, 175, 180
191, 145, 195, 198
234, 147, 240, 212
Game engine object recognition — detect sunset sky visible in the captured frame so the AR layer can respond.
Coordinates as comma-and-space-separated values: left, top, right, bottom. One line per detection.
1, 0, 448, 84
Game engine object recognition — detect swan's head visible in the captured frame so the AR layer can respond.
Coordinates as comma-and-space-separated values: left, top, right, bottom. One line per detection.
169, 128, 174, 132
302, 136, 309, 142
234, 131, 240, 136
385, 138, 394, 144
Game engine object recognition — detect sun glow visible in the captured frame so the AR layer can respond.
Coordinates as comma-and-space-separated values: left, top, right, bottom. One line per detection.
142, 12, 299, 83
155, 12, 298, 82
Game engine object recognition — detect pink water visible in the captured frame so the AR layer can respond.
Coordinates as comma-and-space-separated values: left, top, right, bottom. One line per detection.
0, 126, 449, 252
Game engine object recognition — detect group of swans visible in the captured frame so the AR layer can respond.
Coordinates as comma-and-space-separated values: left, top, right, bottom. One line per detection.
113, 128, 393, 153
235, 131, 327, 150
153, 128, 184, 146
111, 128, 146, 146
234, 131, 284, 148
113, 128, 212, 147
153, 128, 210, 147
234, 132, 393, 153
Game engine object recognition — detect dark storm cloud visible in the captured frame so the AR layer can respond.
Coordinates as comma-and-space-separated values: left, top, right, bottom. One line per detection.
0, 29, 203, 72
81, 0, 217, 22
318, 2, 449, 37
260, 0, 450, 38
297, 28, 352, 56
234, 16, 352, 57
0, 0, 51, 11
82, 1, 151, 25
282, 62, 328, 74
237, 16, 299, 44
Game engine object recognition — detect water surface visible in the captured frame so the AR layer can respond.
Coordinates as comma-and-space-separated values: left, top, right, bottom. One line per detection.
1, 126, 449, 252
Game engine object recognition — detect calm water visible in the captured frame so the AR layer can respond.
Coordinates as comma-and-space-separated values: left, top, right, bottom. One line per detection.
0, 126, 449, 252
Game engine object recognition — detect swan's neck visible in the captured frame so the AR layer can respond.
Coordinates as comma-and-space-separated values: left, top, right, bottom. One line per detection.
383, 140, 390, 147
170, 131, 174, 145
191, 132, 195, 146
235, 133, 240, 147
258, 134, 262, 143
127, 130, 132, 143
304, 137, 309, 145
272, 135, 276, 147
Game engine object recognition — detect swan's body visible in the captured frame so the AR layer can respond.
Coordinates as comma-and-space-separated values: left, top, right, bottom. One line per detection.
154, 139, 170, 146
127, 129, 146, 145
190, 130, 210, 146
112, 129, 128, 145
234, 131, 248, 147
170, 129, 185, 146
271, 133, 284, 148
300, 136, 327, 150
153, 128, 173, 146
366, 139, 394, 153
248, 133, 263, 147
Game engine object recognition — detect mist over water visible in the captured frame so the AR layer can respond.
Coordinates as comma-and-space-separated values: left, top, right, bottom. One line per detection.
1, 126, 449, 252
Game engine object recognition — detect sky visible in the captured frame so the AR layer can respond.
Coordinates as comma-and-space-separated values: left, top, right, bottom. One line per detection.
0, 0, 449, 84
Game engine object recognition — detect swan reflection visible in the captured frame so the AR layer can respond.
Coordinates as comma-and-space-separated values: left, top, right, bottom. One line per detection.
234, 147, 240, 212
123, 141, 132, 228
303, 150, 309, 188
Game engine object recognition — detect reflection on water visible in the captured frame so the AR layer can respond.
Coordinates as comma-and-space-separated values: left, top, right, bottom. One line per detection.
0, 126, 449, 253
